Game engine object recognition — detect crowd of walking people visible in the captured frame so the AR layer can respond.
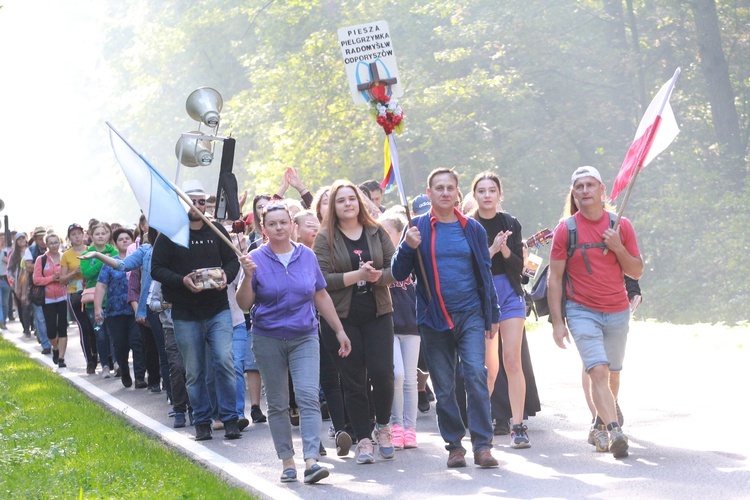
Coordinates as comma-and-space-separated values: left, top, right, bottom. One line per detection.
1, 164, 643, 484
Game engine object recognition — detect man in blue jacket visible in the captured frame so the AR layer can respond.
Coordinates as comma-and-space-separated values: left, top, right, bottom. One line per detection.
392, 168, 500, 469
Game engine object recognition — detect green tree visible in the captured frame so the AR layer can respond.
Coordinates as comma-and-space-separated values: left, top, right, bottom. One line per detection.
101, 0, 750, 323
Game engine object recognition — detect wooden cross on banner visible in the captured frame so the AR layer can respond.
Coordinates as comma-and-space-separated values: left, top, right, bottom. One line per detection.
357, 61, 398, 95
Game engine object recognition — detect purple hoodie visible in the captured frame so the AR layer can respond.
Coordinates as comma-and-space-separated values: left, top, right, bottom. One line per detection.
249, 242, 327, 339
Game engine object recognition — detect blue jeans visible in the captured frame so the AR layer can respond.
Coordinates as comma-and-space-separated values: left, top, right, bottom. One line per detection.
232, 324, 248, 418
0, 278, 11, 322
253, 333, 321, 460
419, 308, 493, 454
32, 303, 51, 350
173, 309, 237, 425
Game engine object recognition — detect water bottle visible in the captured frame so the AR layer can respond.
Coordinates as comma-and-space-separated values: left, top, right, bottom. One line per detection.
94, 320, 103, 332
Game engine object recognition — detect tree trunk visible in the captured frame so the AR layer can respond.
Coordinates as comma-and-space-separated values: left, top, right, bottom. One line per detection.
690, 0, 745, 176
624, 0, 646, 107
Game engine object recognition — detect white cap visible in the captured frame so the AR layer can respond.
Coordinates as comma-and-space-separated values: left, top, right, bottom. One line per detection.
182, 179, 206, 197
571, 166, 603, 186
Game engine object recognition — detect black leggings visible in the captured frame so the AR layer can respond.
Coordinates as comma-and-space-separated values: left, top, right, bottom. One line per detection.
319, 334, 348, 432
67, 292, 97, 364
43, 300, 68, 340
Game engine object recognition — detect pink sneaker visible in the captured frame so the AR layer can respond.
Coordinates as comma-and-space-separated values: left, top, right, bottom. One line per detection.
391, 423, 404, 449
403, 427, 418, 449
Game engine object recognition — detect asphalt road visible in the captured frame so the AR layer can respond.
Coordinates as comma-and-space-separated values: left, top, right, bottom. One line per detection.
4, 319, 749, 499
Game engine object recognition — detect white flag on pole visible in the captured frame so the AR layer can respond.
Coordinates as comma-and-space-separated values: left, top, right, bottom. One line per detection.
107, 123, 190, 248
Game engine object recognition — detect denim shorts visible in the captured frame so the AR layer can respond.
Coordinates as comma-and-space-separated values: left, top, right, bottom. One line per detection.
565, 301, 630, 372
493, 274, 526, 321
244, 329, 259, 371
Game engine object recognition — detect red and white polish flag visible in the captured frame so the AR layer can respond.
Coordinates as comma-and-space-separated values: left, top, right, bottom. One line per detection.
610, 69, 681, 200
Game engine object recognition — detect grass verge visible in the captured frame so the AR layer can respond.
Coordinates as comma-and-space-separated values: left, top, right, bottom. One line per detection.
0, 337, 254, 499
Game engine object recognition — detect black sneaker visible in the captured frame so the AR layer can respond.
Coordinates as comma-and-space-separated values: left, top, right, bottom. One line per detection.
121, 372, 133, 388
510, 424, 531, 449
224, 419, 242, 439
289, 408, 300, 426
195, 423, 212, 441
320, 400, 330, 421
57, 358, 66, 368
149, 384, 162, 393
418, 391, 430, 413
134, 379, 148, 389
425, 384, 435, 402
493, 419, 510, 436
335, 430, 352, 456
238, 418, 250, 432
52, 349, 59, 364
319, 442, 327, 456
174, 412, 187, 428
250, 404, 267, 423
303, 463, 329, 484
41, 347, 51, 355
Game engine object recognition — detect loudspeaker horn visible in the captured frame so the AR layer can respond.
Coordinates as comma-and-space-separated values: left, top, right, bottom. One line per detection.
175, 132, 214, 167
186, 87, 223, 128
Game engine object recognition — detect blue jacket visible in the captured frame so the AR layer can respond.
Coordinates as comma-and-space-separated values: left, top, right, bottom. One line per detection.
391, 208, 500, 332
249, 242, 327, 339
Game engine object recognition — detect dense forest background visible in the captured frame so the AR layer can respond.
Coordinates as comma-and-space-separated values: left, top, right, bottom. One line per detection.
100, 0, 749, 324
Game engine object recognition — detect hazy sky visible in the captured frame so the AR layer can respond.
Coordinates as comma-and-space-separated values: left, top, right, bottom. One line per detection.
0, 0, 141, 238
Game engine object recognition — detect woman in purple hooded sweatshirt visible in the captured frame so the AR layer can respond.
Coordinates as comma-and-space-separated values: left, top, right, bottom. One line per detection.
236, 201, 350, 485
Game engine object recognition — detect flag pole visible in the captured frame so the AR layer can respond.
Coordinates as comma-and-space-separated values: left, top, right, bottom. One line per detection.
611, 116, 661, 231
174, 188, 244, 258
403, 206, 431, 302
106, 122, 243, 258
388, 135, 432, 302
603, 119, 659, 257
613, 68, 680, 230
603, 68, 680, 255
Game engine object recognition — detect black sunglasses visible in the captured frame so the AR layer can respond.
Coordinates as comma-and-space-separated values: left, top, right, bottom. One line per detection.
191, 199, 206, 206
262, 202, 288, 215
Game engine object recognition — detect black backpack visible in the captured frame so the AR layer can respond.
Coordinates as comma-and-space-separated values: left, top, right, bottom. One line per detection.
529, 212, 618, 318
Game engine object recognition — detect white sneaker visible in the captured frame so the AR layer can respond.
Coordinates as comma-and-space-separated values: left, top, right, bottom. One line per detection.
102, 365, 112, 379
356, 438, 375, 464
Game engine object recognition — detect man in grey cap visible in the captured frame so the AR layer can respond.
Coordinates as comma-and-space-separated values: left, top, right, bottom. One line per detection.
547, 166, 643, 459
151, 179, 243, 440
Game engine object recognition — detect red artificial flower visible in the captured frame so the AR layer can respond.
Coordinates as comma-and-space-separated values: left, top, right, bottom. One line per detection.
370, 84, 390, 103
